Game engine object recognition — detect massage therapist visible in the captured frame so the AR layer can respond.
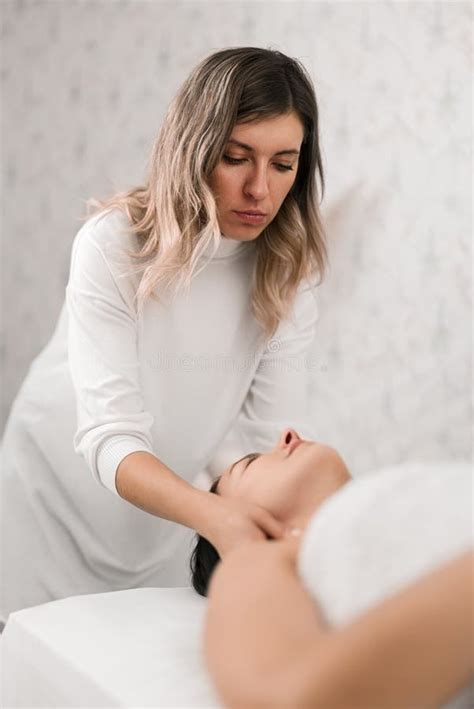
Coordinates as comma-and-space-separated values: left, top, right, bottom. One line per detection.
1, 46, 327, 621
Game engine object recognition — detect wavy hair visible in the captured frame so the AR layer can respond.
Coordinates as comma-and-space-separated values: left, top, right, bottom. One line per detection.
82, 46, 327, 341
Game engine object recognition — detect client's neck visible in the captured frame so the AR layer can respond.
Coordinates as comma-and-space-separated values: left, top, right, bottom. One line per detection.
278, 488, 345, 542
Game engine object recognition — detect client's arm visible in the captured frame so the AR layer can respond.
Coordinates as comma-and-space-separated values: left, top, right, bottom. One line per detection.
204, 539, 473, 708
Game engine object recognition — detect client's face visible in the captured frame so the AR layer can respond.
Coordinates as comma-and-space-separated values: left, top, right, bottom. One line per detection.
216, 428, 352, 528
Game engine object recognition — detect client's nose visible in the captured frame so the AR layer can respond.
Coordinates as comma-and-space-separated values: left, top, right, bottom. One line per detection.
278, 428, 301, 450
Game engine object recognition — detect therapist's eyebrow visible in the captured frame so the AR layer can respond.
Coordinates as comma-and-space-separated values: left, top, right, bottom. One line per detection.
227, 139, 300, 157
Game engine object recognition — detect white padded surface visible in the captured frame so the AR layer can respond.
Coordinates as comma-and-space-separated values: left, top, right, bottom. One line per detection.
1, 587, 221, 707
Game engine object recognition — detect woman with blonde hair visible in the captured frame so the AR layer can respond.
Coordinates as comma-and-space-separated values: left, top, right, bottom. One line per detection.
1, 46, 327, 622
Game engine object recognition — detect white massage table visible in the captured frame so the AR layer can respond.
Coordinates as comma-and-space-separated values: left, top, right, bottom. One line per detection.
2, 461, 472, 708
2, 587, 220, 707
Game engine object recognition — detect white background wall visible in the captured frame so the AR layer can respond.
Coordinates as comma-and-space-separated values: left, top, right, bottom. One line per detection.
1, 0, 471, 475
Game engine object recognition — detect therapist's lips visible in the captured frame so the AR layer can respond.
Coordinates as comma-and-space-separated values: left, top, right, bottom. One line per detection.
233, 211, 267, 225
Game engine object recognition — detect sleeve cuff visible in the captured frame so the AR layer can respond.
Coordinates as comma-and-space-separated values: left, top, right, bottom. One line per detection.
96, 436, 154, 495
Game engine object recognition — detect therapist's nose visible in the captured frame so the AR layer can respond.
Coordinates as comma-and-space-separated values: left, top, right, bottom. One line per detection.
244, 165, 270, 201
277, 428, 301, 450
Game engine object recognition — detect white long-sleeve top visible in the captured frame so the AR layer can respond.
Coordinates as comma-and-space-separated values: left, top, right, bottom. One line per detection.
66, 208, 320, 494
1, 206, 320, 617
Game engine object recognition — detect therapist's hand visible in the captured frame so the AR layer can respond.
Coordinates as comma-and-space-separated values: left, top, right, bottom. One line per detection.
208, 496, 287, 558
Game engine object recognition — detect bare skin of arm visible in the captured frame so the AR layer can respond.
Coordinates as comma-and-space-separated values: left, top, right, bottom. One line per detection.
115, 452, 285, 554
116, 451, 221, 535
204, 539, 473, 708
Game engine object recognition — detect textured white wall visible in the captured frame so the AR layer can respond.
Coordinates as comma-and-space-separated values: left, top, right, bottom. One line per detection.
1, 1, 471, 475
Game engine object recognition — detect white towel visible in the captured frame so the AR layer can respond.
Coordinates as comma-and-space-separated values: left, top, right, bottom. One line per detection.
297, 461, 473, 709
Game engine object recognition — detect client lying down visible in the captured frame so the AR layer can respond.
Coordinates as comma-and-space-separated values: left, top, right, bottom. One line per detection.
190, 428, 473, 708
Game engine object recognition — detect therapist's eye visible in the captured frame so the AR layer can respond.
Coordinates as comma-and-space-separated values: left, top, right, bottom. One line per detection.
222, 156, 294, 172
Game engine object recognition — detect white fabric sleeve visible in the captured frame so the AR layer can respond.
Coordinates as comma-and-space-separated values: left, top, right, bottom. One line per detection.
65, 215, 155, 495
236, 276, 320, 453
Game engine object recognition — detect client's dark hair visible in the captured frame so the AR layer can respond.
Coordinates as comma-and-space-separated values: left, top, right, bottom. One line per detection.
189, 476, 222, 597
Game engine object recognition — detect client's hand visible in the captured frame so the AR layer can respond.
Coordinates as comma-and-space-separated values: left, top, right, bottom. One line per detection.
208, 496, 287, 558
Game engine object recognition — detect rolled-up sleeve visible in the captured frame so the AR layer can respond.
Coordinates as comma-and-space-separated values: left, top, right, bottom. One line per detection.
65, 216, 154, 495
236, 276, 320, 452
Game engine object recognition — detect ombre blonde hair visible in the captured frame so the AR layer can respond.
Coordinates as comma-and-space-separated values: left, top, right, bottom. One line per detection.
82, 46, 327, 342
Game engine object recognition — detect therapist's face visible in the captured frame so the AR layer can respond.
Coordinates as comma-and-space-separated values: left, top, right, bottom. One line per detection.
207, 111, 304, 242
216, 428, 351, 523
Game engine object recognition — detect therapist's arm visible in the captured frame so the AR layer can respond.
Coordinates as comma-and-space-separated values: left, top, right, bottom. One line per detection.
116, 452, 285, 552
204, 540, 473, 708
116, 451, 221, 538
